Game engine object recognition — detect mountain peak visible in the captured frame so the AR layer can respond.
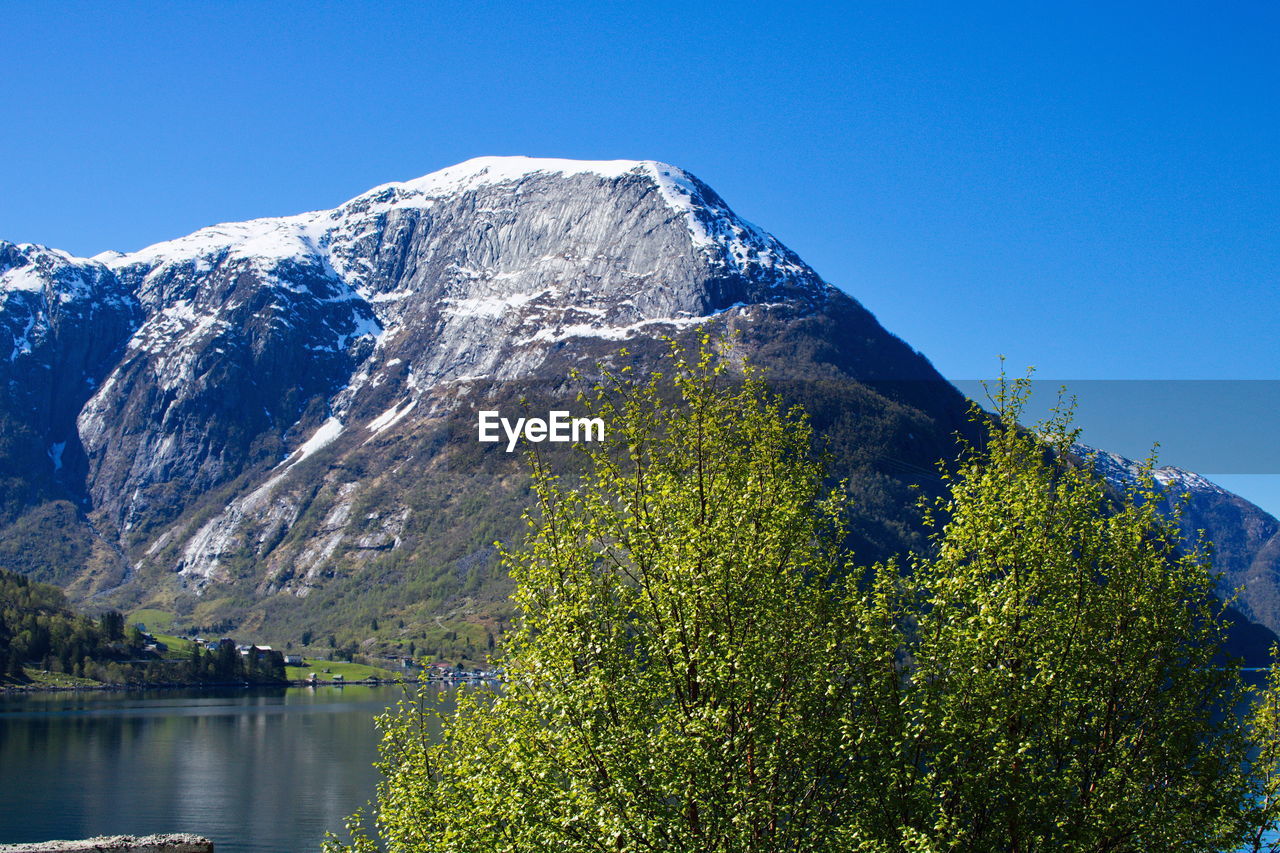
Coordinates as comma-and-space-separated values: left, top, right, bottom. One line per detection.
106, 157, 679, 273
100, 156, 817, 305
0, 241, 122, 302
393, 155, 664, 196
356, 155, 792, 261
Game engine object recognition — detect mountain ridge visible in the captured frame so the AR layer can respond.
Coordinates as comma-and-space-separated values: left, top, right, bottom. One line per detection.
1075, 443, 1280, 634
0, 157, 1275, 665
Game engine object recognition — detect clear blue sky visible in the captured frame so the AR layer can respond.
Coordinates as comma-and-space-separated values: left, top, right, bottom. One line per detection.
2, 2, 1276, 510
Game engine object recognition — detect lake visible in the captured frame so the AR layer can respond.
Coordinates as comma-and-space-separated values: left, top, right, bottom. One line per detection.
0, 684, 450, 852
2, 681, 1275, 852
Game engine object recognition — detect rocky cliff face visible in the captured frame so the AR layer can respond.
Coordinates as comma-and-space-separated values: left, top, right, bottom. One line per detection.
77, 159, 847, 534
0, 246, 141, 591
0, 243, 139, 499
80, 244, 378, 534
0, 157, 1274, 660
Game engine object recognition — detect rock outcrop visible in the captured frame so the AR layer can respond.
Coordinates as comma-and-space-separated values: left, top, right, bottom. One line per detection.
0, 834, 213, 853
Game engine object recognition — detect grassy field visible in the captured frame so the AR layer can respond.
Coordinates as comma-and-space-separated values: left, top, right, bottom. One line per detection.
16, 667, 101, 688
285, 659, 402, 681
127, 608, 176, 632
151, 632, 198, 658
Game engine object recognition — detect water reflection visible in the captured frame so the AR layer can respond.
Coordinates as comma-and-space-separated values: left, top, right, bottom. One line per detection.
0, 684, 456, 853
4, 680, 1274, 851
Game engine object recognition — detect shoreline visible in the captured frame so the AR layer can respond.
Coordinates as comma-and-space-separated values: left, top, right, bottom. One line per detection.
0, 678, 402, 695
0, 675, 503, 696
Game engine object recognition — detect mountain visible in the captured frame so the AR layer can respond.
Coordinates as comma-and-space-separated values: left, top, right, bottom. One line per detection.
0, 243, 141, 592
1079, 446, 1280, 641
0, 156, 1273, 664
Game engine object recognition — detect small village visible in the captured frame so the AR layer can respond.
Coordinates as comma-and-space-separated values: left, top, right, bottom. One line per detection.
177, 628, 503, 686
30, 617, 511, 691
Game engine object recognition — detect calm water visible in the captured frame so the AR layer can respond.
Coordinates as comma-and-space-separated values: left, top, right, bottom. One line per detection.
2, 681, 1274, 852
0, 684, 454, 853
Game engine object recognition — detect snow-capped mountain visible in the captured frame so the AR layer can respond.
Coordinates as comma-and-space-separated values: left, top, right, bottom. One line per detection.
0, 243, 139, 516
81, 158, 848, 527
0, 156, 1272, 658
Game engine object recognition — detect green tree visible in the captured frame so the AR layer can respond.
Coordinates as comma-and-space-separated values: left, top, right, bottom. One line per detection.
1244, 656, 1280, 852
98, 610, 125, 642
826, 374, 1263, 851
214, 640, 241, 681
188, 644, 205, 681
328, 342, 851, 852
263, 649, 287, 682
327, 353, 1280, 853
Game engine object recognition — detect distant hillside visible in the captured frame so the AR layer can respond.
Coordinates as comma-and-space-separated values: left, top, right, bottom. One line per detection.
0, 566, 284, 685
0, 566, 149, 683
1078, 445, 1280, 649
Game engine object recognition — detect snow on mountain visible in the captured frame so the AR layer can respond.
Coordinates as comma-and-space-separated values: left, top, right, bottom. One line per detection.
0, 243, 140, 471
3, 156, 1278, 661
18, 157, 852, 585
78, 157, 828, 425
0, 243, 133, 341
104, 156, 813, 296
0, 243, 116, 296
1073, 443, 1231, 497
